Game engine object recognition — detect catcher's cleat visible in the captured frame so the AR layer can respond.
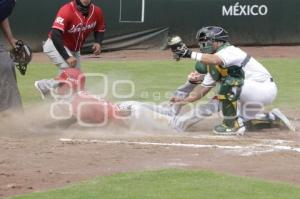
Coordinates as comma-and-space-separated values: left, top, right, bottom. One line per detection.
213, 124, 246, 136
34, 81, 50, 100
271, 108, 296, 132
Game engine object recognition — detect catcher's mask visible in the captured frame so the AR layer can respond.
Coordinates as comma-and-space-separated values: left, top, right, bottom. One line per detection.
54, 68, 86, 98
196, 26, 229, 54
10, 40, 32, 75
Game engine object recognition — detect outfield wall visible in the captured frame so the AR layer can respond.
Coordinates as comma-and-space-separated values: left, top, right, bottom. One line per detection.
5, 0, 300, 52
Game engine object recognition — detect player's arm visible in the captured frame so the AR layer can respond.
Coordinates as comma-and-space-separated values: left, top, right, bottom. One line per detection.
191, 52, 223, 66
92, 7, 106, 55
175, 47, 223, 66
168, 38, 223, 65
51, 28, 69, 60
172, 85, 212, 105
50, 28, 76, 67
50, 6, 76, 67
173, 73, 215, 104
181, 85, 212, 103
0, 18, 17, 48
92, 31, 104, 55
185, 72, 216, 103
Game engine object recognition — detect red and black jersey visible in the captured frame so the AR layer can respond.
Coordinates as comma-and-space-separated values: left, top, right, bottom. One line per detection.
49, 0, 105, 51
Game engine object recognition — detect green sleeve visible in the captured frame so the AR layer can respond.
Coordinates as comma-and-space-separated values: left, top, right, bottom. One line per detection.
195, 62, 208, 74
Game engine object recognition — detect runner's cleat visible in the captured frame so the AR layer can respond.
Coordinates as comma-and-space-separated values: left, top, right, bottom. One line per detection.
34, 81, 50, 100
271, 108, 296, 132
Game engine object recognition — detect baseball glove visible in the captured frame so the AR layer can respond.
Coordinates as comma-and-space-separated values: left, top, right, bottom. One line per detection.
167, 36, 192, 60
10, 40, 32, 75
167, 36, 183, 61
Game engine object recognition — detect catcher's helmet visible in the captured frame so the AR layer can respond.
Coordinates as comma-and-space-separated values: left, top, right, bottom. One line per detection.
196, 26, 229, 53
196, 26, 229, 42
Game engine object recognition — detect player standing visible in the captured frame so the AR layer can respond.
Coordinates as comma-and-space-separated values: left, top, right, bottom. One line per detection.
44, 0, 105, 69
35, 0, 105, 96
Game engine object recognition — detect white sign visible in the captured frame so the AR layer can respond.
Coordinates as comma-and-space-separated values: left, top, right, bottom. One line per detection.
222, 2, 268, 16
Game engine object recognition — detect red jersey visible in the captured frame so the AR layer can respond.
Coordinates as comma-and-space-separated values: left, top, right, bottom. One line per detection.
55, 68, 86, 95
50, 1, 105, 51
71, 91, 115, 124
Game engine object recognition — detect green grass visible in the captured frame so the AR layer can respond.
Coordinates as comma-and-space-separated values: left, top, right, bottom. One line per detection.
18, 58, 300, 107
10, 169, 300, 199
261, 59, 300, 107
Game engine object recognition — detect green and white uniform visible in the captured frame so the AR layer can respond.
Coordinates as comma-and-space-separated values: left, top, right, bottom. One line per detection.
205, 45, 277, 121
170, 44, 278, 132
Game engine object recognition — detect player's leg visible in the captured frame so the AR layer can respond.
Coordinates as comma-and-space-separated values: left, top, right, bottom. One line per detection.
43, 38, 69, 69
36, 39, 73, 99
210, 75, 245, 135
116, 100, 219, 132
42, 38, 80, 70
34, 79, 60, 100
116, 101, 173, 131
240, 79, 295, 131
268, 108, 296, 132
133, 103, 173, 131
119, 98, 220, 132
244, 108, 296, 132
36, 41, 82, 100
170, 98, 220, 132
71, 51, 81, 69
214, 98, 245, 135
0, 45, 22, 112
240, 79, 277, 119
239, 79, 276, 130
137, 102, 177, 116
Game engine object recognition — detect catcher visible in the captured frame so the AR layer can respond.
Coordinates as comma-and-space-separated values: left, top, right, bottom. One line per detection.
0, 0, 32, 113
168, 26, 295, 135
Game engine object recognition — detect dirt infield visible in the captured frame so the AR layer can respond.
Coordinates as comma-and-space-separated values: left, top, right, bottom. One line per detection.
1, 47, 300, 198
0, 115, 299, 198
32, 46, 300, 63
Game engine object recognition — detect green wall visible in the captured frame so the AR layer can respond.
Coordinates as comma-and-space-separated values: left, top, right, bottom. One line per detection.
7, 0, 300, 51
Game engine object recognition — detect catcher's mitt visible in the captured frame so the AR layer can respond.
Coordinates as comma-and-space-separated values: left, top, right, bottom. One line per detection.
167, 36, 183, 61
167, 36, 192, 60
10, 40, 32, 75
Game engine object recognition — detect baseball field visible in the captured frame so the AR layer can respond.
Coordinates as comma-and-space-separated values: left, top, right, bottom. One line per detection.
1, 47, 300, 198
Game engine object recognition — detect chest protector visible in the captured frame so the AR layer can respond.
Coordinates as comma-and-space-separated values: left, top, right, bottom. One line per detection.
195, 62, 246, 84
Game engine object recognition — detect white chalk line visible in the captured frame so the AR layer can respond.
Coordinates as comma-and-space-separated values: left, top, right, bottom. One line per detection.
59, 138, 300, 156
190, 134, 294, 144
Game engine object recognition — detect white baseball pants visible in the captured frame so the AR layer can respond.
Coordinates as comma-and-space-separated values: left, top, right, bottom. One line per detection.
43, 38, 81, 71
